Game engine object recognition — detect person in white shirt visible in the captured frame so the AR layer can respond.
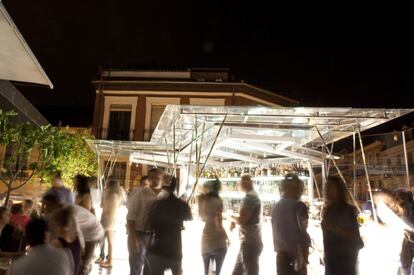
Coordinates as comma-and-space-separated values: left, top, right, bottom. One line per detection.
127, 168, 162, 275
42, 193, 104, 275
7, 218, 74, 275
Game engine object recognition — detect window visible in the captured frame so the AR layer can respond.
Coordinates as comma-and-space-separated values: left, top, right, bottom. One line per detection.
102, 96, 137, 140
144, 97, 180, 141
150, 105, 166, 136
107, 105, 132, 140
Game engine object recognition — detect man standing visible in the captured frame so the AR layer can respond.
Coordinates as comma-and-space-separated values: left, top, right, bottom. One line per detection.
127, 168, 162, 275
230, 175, 263, 275
8, 219, 74, 275
45, 172, 74, 204
271, 174, 310, 275
146, 175, 192, 275
42, 193, 104, 275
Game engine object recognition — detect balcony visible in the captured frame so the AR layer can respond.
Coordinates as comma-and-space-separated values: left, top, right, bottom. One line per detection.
99, 128, 135, 141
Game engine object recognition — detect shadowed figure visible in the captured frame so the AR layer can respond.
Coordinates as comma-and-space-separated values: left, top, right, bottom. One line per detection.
321, 176, 363, 275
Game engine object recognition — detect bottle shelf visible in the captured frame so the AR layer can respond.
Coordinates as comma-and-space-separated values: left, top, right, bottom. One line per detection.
199, 176, 310, 182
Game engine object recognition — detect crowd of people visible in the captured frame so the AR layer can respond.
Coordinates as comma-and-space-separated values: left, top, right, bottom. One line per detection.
2, 167, 414, 275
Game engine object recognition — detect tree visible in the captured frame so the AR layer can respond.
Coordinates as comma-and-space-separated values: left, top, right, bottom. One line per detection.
42, 128, 98, 187
0, 110, 97, 205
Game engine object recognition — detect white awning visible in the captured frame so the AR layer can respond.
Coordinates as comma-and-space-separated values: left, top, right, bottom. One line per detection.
0, 3, 52, 88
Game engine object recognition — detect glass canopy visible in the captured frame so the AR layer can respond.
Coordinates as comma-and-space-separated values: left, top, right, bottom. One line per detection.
89, 105, 413, 168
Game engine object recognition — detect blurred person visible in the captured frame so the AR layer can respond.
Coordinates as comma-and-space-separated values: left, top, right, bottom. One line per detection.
322, 176, 363, 275
272, 174, 310, 275
127, 168, 162, 275
42, 193, 104, 275
129, 176, 150, 199
45, 172, 74, 204
50, 205, 81, 275
7, 218, 74, 275
198, 179, 228, 275
9, 203, 31, 231
23, 199, 40, 220
97, 179, 124, 268
0, 207, 20, 254
230, 175, 263, 275
146, 175, 192, 275
393, 189, 414, 275
74, 175, 93, 213
87, 177, 101, 215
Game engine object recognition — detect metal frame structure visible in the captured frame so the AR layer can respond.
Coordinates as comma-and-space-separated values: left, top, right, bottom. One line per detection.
88, 105, 413, 207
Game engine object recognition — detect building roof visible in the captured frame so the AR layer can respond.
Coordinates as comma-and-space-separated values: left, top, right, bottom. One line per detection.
0, 3, 52, 87
92, 68, 299, 107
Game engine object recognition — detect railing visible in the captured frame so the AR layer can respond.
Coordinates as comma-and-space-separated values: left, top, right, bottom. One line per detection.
99, 128, 135, 141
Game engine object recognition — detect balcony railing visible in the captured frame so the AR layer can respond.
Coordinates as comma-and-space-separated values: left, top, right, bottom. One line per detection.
99, 128, 135, 141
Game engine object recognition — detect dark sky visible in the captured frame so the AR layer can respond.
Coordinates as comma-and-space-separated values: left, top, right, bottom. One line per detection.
3, 1, 414, 127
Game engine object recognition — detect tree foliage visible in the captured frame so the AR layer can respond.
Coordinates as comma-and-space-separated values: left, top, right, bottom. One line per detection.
0, 110, 97, 205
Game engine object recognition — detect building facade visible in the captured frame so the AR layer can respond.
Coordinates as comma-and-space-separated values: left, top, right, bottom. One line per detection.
91, 68, 299, 189
335, 129, 414, 200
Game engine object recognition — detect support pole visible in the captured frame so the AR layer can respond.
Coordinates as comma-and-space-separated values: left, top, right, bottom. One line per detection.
356, 125, 378, 223
185, 130, 195, 195
188, 115, 227, 201
316, 126, 361, 213
309, 161, 321, 199
307, 161, 314, 201
353, 132, 357, 198
402, 131, 411, 189
96, 148, 102, 191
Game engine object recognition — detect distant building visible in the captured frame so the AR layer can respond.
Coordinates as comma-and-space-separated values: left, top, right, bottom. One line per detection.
333, 128, 414, 200
91, 68, 299, 189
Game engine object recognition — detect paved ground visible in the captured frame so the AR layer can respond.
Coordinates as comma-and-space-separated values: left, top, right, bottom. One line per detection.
91, 206, 402, 275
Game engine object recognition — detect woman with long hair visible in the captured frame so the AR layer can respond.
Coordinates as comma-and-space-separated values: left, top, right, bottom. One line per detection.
74, 175, 93, 213
50, 205, 82, 275
98, 178, 124, 268
198, 179, 228, 275
321, 176, 363, 275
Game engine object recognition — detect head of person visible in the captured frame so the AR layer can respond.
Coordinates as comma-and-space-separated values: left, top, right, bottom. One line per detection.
140, 176, 150, 188
74, 175, 91, 195
203, 179, 222, 196
393, 189, 414, 216
23, 199, 34, 215
162, 175, 177, 194
105, 178, 121, 195
52, 172, 64, 188
326, 176, 348, 204
239, 174, 254, 193
0, 207, 10, 226
281, 174, 304, 200
147, 168, 162, 190
10, 203, 23, 215
26, 219, 49, 247
41, 193, 63, 216
87, 176, 98, 189
50, 205, 76, 237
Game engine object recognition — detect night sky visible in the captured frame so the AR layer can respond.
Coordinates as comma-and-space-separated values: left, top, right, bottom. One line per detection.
3, 1, 414, 127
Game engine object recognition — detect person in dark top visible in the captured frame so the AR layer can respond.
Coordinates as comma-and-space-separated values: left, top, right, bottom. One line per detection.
0, 207, 14, 252
393, 189, 414, 275
272, 174, 310, 275
146, 175, 192, 275
0, 207, 26, 254
50, 205, 82, 275
230, 175, 263, 275
46, 172, 74, 205
321, 176, 363, 275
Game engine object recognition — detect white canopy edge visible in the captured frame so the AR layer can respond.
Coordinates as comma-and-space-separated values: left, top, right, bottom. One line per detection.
0, 3, 53, 88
